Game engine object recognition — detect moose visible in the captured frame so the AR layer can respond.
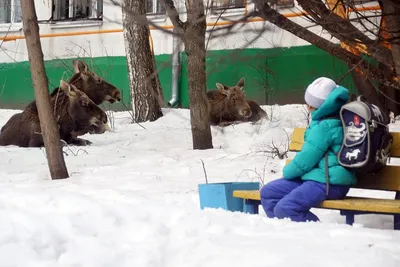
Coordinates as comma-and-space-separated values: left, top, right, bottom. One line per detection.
0, 80, 110, 147
53, 60, 121, 136
207, 77, 268, 126
52, 60, 121, 105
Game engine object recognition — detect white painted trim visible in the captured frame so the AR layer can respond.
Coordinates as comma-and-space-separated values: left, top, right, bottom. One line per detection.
0, 23, 22, 33
49, 20, 103, 29
146, 14, 168, 23
209, 7, 246, 19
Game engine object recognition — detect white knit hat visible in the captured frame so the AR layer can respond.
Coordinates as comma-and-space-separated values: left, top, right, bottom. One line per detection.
304, 77, 338, 108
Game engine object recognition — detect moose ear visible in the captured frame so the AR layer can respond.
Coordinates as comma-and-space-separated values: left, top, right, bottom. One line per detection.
236, 77, 245, 89
216, 83, 230, 96
72, 60, 89, 74
60, 80, 77, 97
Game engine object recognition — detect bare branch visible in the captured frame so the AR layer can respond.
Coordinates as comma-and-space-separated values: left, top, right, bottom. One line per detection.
297, 0, 394, 68
253, 0, 400, 89
161, 0, 186, 32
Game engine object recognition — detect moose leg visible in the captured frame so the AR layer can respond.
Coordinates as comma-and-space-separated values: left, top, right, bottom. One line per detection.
218, 120, 244, 127
246, 100, 268, 123
28, 133, 45, 147
69, 136, 93, 146
218, 121, 235, 127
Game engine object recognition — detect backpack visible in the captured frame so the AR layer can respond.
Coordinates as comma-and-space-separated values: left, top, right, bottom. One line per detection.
320, 95, 393, 195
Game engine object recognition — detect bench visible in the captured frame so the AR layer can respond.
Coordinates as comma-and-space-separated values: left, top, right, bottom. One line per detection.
233, 127, 400, 230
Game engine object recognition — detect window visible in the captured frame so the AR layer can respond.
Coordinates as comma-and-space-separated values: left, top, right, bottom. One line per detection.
254, 0, 294, 12
0, 0, 21, 24
52, 0, 103, 21
275, 0, 295, 8
211, 0, 246, 11
145, 0, 166, 15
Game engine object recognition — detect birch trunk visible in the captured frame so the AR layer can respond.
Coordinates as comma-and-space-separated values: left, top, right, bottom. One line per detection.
122, 0, 163, 122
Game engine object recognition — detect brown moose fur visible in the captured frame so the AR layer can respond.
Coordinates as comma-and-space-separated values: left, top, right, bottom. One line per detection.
0, 80, 110, 147
49, 60, 121, 136
51, 60, 121, 105
207, 77, 268, 126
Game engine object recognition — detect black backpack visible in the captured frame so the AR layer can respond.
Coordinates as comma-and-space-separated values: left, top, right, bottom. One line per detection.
321, 95, 393, 195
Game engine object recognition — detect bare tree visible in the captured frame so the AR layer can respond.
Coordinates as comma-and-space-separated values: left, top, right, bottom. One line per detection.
20, 0, 69, 179
162, 0, 213, 150
294, 0, 400, 110
253, 0, 400, 112
380, 1, 400, 82
113, 0, 400, 119
122, 0, 164, 122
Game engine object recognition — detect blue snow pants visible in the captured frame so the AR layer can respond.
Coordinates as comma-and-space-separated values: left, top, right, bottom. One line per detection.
260, 178, 350, 222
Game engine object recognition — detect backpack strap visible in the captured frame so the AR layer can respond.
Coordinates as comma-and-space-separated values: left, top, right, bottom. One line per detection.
319, 114, 340, 196
324, 153, 330, 196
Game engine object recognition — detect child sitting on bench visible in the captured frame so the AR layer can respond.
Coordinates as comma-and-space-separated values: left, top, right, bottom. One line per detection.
260, 77, 357, 222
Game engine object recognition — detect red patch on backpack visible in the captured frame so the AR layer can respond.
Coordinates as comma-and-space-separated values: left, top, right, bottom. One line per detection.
354, 115, 360, 126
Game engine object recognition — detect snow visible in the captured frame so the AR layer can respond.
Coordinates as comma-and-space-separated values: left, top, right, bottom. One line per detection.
1, 104, 400, 267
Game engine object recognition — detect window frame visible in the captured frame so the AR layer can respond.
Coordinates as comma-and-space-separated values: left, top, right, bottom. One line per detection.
253, 0, 295, 14
0, 0, 22, 33
50, 0, 103, 28
209, 0, 247, 17
145, 0, 167, 22
275, 0, 295, 8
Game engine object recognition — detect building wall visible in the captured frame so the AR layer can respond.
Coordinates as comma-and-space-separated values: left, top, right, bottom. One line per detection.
0, 0, 381, 110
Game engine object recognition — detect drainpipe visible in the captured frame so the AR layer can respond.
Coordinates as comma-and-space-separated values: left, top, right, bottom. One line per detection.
168, 28, 181, 107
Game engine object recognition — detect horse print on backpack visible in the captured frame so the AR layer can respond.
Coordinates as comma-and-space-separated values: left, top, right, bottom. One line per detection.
337, 95, 393, 174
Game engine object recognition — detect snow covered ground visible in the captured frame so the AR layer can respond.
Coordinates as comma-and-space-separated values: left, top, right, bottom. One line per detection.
1, 104, 400, 267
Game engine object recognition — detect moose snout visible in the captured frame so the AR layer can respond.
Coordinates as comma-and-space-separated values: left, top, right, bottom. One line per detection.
104, 90, 121, 103
90, 117, 104, 128
112, 90, 122, 103
101, 114, 108, 124
88, 116, 112, 134
114, 92, 121, 102
241, 108, 252, 118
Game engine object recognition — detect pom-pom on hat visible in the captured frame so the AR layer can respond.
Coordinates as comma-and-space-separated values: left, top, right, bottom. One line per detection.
304, 77, 338, 108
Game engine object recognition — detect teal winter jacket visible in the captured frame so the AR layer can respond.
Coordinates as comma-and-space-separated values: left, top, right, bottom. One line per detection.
283, 86, 357, 186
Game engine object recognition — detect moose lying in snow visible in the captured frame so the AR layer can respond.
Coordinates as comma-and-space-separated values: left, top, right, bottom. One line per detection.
53, 60, 121, 136
0, 80, 110, 147
207, 77, 268, 126
50, 59, 121, 105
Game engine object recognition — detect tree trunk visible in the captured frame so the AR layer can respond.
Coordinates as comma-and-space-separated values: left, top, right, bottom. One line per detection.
184, 0, 213, 149
381, 1, 400, 84
149, 33, 165, 105
20, 0, 69, 179
348, 64, 383, 109
122, 0, 163, 122
378, 63, 400, 115
377, 2, 400, 116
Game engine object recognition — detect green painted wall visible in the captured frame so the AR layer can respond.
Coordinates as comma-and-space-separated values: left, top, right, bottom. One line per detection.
0, 55, 172, 111
0, 45, 358, 111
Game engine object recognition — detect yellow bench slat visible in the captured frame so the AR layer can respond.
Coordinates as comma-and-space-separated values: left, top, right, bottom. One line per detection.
233, 190, 400, 214
289, 127, 400, 157
392, 131, 400, 157
288, 127, 305, 151
233, 190, 261, 200
321, 197, 400, 213
355, 166, 400, 191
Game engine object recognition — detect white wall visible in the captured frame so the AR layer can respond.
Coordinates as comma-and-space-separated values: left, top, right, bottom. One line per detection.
0, 0, 380, 64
